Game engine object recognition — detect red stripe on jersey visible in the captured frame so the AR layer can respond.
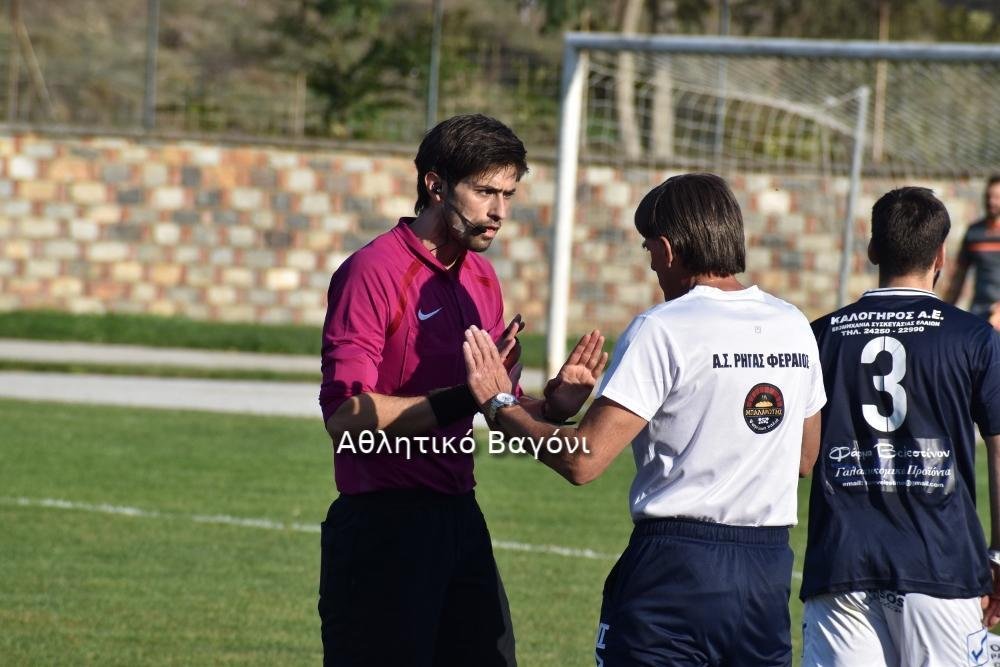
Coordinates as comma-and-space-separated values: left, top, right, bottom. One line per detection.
385, 259, 424, 338
967, 241, 1000, 252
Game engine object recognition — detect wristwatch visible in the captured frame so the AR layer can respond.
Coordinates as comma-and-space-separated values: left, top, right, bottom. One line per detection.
484, 392, 518, 421
989, 550, 1000, 568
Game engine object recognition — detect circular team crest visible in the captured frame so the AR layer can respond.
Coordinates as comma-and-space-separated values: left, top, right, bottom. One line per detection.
743, 383, 785, 433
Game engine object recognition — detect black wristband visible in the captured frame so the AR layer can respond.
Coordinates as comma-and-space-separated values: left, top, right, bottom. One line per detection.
541, 400, 576, 426
428, 384, 479, 427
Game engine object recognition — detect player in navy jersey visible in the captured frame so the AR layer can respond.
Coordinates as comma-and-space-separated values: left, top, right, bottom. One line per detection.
801, 187, 1000, 666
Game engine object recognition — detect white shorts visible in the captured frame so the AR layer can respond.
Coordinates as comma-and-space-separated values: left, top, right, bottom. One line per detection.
802, 590, 989, 666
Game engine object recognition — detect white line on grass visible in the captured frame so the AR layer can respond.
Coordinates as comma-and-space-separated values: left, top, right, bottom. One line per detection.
1, 496, 619, 561
1, 496, 805, 577
492, 539, 616, 561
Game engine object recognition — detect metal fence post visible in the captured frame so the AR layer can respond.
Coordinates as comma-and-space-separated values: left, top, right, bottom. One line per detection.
426, 0, 443, 131
143, 0, 160, 132
6, 0, 19, 123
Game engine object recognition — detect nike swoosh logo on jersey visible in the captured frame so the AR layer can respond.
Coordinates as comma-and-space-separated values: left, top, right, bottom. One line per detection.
417, 307, 443, 321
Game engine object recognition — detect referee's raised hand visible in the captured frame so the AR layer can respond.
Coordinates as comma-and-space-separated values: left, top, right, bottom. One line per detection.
464, 325, 514, 408
497, 313, 525, 371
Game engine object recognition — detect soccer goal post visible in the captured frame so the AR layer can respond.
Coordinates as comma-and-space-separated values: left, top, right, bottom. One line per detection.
546, 33, 1000, 378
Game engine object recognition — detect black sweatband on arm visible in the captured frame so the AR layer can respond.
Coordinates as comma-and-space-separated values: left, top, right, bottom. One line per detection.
541, 400, 576, 426
428, 384, 480, 426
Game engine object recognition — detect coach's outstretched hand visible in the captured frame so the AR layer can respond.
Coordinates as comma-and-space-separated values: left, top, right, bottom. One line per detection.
541, 331, 608, 422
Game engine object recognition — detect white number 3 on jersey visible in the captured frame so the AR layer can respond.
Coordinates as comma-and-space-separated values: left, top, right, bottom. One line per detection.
861, 335, 907, 432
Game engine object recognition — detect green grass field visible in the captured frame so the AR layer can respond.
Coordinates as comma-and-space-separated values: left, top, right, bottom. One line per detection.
0, 309, 606, 371
0, 359, 318, 383
0, 310, 320, 355
0, 397, 991, 665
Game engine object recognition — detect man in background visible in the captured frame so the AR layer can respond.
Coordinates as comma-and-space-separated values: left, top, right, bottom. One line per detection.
801, 187, 1000, 665
946, 175, 1000, 330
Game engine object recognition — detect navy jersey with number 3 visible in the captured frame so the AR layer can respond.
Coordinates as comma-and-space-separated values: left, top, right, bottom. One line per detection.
801, 288, 1000, 600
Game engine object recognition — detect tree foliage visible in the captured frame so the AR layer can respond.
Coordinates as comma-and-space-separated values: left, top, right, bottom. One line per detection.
267, 0, 433, 138
8, 0, 1000, 141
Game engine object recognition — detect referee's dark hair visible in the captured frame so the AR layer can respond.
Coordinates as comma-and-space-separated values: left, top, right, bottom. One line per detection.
870, 186, 950, 278
413, 114, 528, 214
634, 173, 746, 276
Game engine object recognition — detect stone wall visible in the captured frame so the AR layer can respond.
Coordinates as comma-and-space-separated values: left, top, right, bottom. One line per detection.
0, 131, 985, 333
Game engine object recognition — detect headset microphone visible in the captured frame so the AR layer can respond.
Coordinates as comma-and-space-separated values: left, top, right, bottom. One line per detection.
437, 186, 489, 235
448, 201, 489, 235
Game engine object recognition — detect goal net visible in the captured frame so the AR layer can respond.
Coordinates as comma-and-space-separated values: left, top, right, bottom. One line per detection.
546, 34, 1000, 376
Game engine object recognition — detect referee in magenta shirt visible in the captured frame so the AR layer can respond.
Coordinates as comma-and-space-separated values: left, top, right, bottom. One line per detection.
317, 114, 601, 666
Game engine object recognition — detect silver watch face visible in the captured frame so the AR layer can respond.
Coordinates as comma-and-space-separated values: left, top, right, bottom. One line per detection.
495, 392, 517, 406
487, 392, 518, 420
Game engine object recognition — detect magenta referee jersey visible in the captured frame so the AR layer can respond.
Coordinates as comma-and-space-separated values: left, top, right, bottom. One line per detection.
319, 218, 511, 494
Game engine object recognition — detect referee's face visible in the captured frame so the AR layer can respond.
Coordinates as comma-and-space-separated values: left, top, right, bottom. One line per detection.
444, 166, 519, 252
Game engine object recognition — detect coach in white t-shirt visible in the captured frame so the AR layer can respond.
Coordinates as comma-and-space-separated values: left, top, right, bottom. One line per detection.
462, 172, 826, 666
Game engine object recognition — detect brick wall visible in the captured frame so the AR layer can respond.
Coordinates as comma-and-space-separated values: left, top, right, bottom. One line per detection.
0, 131, 985, 333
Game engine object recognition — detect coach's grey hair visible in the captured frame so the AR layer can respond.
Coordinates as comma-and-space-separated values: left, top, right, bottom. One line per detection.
634, 173, 746, 276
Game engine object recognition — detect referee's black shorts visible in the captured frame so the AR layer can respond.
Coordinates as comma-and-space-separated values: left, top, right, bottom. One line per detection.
596, 517, 793, 667
318, 489, 516, 666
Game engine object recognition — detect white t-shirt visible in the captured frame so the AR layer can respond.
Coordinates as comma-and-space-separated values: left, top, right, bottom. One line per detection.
597, 285, 826, 526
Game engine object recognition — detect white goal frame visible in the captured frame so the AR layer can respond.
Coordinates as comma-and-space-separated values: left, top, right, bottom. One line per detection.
547, 33, 1000, 377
